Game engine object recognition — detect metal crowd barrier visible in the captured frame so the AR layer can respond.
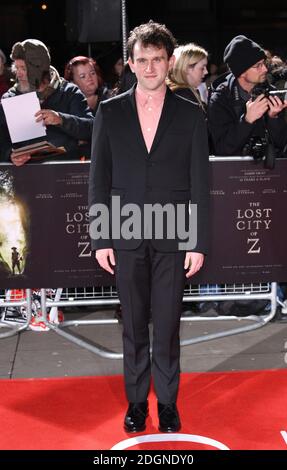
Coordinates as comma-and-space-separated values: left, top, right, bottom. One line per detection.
0, 157, 283, 355
0, 289, 32, 339
36, 282, 278, 359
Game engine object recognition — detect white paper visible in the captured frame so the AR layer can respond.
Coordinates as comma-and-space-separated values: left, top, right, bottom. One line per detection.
1, 92, 46, 143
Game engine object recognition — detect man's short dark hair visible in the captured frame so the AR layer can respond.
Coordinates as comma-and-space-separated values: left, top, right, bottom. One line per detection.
127, 20, 177, 61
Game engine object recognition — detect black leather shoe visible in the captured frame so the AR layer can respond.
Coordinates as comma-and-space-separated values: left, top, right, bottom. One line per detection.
124, 401, 148, 433
158, 402, 181, 433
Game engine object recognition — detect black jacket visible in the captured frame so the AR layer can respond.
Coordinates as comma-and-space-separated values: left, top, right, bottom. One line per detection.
175, 87, 207, 114
208, 72, 287, 156
0, 80, 94, 161
89, 86, 210, 253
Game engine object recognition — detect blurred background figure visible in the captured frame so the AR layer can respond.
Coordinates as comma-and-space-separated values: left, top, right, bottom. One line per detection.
167, 43, 208, 111
101, 48, 124, 97
267, 54, 287, 123
0, 48, 13, 98
113, 57, 124, 77
64, 56, 108, 114
106, 56, 124, 91
205, 62, 219, 88
112, 62, 137, 96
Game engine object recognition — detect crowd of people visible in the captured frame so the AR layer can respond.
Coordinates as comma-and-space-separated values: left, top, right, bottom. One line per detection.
1, 31, 287, 166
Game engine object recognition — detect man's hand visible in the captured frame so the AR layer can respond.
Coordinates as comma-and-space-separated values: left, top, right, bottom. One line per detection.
11, 153, 31, 166
95, 248, 115, 275
245, 94, 269, 123
35, 109, 63, 126
267, 96, 287, 118
184, 252, 204, 278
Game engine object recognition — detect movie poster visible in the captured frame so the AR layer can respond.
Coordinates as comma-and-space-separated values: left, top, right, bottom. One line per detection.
0, 159, 287, 289
193, 158, 287, 284
0, 162, 113, 288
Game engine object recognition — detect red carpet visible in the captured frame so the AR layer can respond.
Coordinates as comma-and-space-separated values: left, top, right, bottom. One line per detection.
0, 370, 287, 450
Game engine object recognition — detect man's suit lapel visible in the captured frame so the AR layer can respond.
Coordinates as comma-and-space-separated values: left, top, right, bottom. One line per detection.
149, 87, 177, 155
121, 86, 148, 156
121, 86, 177, 157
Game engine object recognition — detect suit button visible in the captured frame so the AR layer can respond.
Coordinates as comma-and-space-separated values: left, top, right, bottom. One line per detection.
147, 162, 154, 167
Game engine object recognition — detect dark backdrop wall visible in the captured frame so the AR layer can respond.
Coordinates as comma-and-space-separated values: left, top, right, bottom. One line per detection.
1, 0, 287, 76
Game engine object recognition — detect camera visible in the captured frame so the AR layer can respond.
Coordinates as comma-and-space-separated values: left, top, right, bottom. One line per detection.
242, 134, 276, 169
242, 135, 267, 160
251, 83, 287, 102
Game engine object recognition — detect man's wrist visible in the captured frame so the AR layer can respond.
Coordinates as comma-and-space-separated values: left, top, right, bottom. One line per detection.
56, 112, 63, 126
244, 115, 253, 124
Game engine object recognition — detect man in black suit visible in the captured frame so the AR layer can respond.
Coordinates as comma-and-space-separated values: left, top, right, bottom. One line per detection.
89, 21, 209, 433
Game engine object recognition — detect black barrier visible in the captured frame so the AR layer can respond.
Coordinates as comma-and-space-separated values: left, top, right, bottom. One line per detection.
0, 159, 286, 288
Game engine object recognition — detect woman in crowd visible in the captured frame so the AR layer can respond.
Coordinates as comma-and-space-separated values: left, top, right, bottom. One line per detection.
105, 54, 124, 94
168, 43, 214, 316
167, 43, 208, 112
64, 56, 108, 114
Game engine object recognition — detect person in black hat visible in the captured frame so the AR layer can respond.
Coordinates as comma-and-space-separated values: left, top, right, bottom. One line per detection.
208, 35, 287, 166
0, 39, 94, 165
10, 39, 51, 92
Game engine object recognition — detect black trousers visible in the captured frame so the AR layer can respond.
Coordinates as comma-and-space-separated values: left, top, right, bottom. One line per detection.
115, 241, 186, 404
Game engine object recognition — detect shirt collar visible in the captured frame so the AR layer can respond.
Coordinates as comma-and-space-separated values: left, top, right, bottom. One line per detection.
135, 85, 166, 108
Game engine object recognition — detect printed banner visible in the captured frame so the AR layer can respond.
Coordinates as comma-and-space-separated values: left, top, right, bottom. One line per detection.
0, 159, 286, 288
193, 158, 287, 284
0, 162, 112, 288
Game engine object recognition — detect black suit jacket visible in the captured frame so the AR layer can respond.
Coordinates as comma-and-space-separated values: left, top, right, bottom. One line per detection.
89, 86, 209, 253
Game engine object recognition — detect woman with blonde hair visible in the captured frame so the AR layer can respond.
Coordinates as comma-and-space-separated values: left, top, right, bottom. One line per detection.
169, 44, 214, 317
167, 43, 208, 112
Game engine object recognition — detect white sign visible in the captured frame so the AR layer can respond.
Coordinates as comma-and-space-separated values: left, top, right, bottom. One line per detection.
1, 92, 46, 143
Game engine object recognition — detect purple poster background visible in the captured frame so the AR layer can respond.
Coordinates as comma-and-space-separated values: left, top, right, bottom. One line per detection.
192, 158, 287, 284
0, 162, 113, 288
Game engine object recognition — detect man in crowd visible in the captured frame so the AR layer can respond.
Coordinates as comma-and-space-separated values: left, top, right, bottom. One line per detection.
89, 21, 209, 433
0, 39, 94, 165
208, 35, 287, 168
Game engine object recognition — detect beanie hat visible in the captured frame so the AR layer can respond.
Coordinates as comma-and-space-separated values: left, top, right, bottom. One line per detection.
223, 35, 266, 78
10, 39, 51, 89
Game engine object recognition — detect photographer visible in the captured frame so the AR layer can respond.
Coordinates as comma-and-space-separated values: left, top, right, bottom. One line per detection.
208, 35, 287, 167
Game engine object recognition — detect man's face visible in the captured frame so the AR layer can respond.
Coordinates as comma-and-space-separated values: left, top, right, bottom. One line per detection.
241, 59, 268, 86
128, 41, 174, 92
13, 59, 29, 91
